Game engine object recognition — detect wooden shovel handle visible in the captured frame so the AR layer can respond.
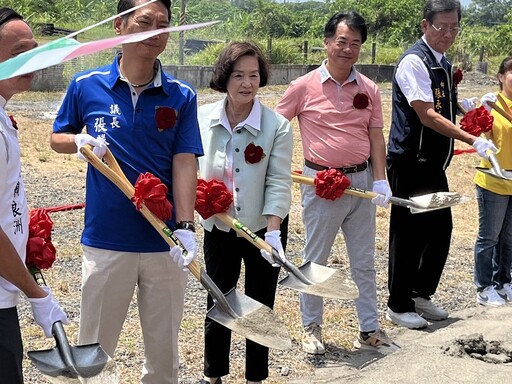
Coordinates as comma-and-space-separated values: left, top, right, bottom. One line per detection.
497, 93, 512, 119
487, 100, 512, 123
79, 145, 202, 280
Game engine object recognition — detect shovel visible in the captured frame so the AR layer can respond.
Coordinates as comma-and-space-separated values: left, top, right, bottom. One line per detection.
292, 172, 466, 214
476, 152, 512, 181
27, 268, 117, 384
213, 212, 358, 300
79, 145, 292, 350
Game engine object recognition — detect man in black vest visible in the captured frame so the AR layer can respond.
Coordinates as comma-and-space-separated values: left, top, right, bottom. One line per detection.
386, 0, 496, 329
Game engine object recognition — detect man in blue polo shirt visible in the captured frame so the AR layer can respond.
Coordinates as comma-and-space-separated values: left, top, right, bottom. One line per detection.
50, 1, 203, 383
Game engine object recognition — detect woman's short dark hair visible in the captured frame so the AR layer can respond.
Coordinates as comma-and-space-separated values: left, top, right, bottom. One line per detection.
324, 11, 367, 44
117, 0, 171, 22
497, 56, 512, 90
210, 41, 270, 93
0, 7, 23, 32
423, 0, 461, 23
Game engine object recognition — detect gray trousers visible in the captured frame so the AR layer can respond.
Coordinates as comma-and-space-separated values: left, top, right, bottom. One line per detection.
300, 166, 379, 332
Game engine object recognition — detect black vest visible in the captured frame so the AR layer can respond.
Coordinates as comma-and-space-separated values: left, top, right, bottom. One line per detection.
387, 39, 457, 170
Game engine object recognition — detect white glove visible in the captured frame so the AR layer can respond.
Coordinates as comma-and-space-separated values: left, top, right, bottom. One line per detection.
74, 133, 107, 162
371, 180, 392, 208
480, 92, 498, 112
460, 97, 479, 112
473, 137, 498, 158
260, 230, 286, 267
169, 229, 197, 271
27, 287, 69, 338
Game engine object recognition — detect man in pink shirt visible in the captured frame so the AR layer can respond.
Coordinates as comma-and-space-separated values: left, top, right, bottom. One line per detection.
276, 11, 397, 355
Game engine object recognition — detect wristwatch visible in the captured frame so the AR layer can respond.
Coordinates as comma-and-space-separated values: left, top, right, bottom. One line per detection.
175, 221, 196, 232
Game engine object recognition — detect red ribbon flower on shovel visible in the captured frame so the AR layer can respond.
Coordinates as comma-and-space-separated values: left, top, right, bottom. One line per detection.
133, 172, 173, 221
195, 179, 234, 219
155, 106, 178, 132
26, 209, 57, 271
314, 169, 351, 200
460, 106, 493, 136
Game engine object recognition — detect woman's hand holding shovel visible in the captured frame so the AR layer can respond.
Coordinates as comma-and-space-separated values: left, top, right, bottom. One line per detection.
27, 287, 69, 338
260, 230, 286, 267
371, 180, 392, 208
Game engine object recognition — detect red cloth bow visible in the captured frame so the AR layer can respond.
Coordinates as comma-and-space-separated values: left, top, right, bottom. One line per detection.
155, 106, 178, 131
133, 173, 173, 221
353, 93, 369, 109
195, 179, 233, 219
26, 209, 56, 270
453, 68, 463, 86
460, 106, 493, 136
244, 143, 265, 164
314, 169, 351, 200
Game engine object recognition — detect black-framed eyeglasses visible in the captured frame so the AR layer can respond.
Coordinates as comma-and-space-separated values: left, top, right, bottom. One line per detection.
430, 22, 462, 34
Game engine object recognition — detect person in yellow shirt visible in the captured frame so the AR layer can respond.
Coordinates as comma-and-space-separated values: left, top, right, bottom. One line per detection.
474, 56, 512, 307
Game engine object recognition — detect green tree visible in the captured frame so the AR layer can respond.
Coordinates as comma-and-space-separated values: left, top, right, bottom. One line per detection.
464, 0, 512, 26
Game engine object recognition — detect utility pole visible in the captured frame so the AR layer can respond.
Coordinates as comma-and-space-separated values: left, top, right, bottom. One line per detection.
179, 0, 186, 65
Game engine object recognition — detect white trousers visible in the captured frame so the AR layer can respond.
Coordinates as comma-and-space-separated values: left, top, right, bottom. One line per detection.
300, 166, 379, 332
79, 245, 188, 384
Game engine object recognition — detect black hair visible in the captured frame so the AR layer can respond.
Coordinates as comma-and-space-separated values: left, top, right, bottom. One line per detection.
0, 7, 23, 31
117, 0, 171, 22
497, 57, 512, 90
423, 0, 461, 23
324, 11, 367, 44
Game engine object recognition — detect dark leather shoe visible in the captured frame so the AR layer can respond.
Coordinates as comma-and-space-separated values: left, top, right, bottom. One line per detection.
198, 379, 222, 384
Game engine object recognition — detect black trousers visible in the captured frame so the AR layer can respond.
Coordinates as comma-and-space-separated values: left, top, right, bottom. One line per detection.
0, 307, 24, 384
387, 160, 453, 313
203, 216, 288, 381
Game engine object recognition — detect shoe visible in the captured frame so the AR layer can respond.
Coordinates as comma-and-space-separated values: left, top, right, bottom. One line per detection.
302, 323, 325, 354
198, 379, 222, 384
354, 329, 400, 354
413, 297, 448, 320
497, 283, 512, 302
477, 286, 506, 307
386, 308, 428, 329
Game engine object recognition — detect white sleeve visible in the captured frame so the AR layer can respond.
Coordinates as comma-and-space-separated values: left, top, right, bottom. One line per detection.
395, 54, 434, 105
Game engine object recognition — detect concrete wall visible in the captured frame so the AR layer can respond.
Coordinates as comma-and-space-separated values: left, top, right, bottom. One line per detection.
31, 63, 396, 92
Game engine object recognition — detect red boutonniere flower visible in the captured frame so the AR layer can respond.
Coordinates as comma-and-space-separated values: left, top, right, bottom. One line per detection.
314, 168, 351, 200
353, 93, 369, 109
195, 179, 234, 219
155, 106, 178, 132
26, 209, 57, 270
460, 106, 494, 136
9, 115, 18, 130
133, 172, 173, 221
244, 143, 266, 164
453, 68, 463, 86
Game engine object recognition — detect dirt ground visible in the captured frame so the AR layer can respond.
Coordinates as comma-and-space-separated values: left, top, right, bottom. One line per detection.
8, 71, 501, 383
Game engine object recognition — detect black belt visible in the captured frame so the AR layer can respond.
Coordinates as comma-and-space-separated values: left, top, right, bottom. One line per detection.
304, 159, 368, 174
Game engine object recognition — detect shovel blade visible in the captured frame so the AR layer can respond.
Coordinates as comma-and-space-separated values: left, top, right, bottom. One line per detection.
409, 192, 466, 213
207, 288, 292, 350
476, 167, 512, 181
279, 262, 358, 299
28, 343, 116, 381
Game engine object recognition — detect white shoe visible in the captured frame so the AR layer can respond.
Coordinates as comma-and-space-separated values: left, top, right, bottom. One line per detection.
386, 308, 428, 329
478, 286, 506, 307
413, 297, 448, 320
302, 323, 325, 354
497, 283, 512, 302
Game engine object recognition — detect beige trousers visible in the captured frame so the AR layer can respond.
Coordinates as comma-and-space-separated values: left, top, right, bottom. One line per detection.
79, 245, 188, 384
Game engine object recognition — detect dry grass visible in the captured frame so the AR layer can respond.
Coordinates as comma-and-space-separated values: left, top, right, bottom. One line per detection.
11, 79, 495, 383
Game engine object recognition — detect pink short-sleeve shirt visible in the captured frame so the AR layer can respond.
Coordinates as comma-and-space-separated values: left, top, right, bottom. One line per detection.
276, 61, 383, 167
